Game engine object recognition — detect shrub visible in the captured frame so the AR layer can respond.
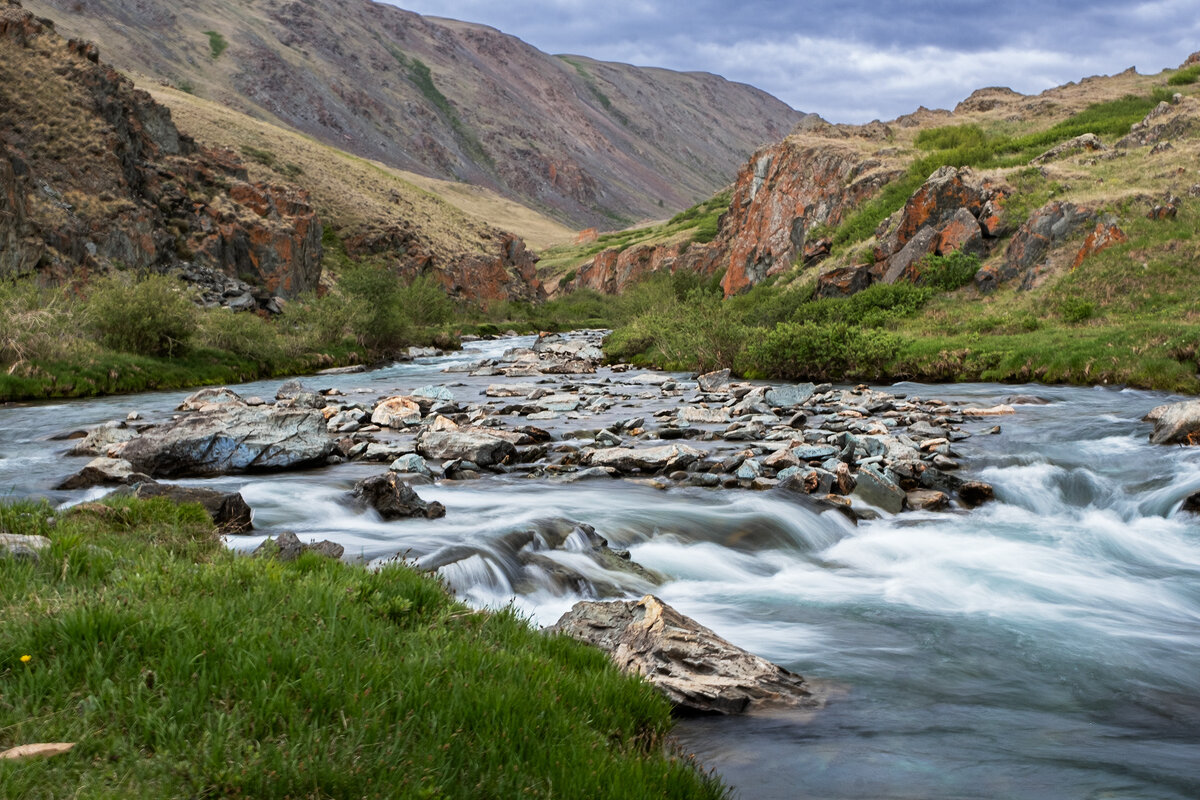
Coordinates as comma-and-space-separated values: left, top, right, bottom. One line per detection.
337, 263, 412, 353
398, 275, 454, 328
1059, 297, 1096, 323
915, 251, 981, 291
745, 321, 903, 380
85, 273, 198, 357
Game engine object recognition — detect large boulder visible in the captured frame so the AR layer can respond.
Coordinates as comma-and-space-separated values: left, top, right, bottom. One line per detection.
549, 595, 814, 715
1146, 400, 1200, 445
121, 406, 333, 477
350, 473, 446, 520
417, 429, 515, 468
108, 483, 254, 533
975, 201, 1094, 292
371, 396, 422, 428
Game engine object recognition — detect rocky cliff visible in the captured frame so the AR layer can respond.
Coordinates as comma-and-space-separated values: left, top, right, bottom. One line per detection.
0, 1, 320, 306
18, 0, 805, 229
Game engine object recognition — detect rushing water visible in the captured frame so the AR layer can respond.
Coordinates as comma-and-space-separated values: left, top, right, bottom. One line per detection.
3, 336, 1200, 799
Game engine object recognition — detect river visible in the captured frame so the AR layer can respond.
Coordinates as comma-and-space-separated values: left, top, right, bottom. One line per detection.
3, 335, 1199, 799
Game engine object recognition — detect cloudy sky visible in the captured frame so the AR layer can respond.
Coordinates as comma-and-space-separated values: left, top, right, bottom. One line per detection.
387, 0, 1200, 122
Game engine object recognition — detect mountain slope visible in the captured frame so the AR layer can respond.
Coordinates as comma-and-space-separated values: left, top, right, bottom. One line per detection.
18, 0, 804, 229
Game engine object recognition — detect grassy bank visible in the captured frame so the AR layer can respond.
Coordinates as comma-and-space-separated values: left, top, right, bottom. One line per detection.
0, 498, 726, 799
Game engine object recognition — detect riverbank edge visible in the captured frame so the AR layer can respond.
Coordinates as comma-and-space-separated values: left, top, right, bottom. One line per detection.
0, 496, 729, 799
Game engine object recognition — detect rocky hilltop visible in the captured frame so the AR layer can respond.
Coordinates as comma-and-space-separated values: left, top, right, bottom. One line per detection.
568, 63, 1200, 301
18, 0, 805, 229
0, 1, 319, 308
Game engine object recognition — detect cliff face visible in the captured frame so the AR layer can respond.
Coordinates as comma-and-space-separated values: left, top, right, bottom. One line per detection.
19, 0, 805, 229
568, 134, 898, 297
719, 140, 899, 295
0, 2, 321, 304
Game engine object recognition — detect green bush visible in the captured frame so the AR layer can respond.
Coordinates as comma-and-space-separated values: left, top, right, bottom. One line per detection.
745, 321, 903, 380
398, 275, 454, 328
1168, 64, 1200, 86
915, 251, 981, 291
337, 263, 412, 353
1059, 297, 1096, 323
85, 273, 198, 357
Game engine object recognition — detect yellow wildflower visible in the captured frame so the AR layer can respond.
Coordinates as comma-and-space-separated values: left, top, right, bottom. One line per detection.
19, 655, 31, 663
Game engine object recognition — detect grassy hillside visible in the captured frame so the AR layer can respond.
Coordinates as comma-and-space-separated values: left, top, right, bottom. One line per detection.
0, 498, 726, 799
151, 85, 573, 253
579, 64, 1200, 392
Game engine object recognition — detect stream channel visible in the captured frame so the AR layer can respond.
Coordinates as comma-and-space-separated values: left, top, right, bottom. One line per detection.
3, 334, 1200, 799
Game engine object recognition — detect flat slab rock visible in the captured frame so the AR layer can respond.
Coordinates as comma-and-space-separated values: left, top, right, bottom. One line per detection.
120, 406, 333, 477
549, 594, 814, 715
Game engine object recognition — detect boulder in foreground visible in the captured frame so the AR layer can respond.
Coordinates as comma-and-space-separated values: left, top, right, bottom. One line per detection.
549, 594, 814, 715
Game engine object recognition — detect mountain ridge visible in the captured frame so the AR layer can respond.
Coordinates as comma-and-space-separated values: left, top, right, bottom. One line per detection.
17, 0, 804, 229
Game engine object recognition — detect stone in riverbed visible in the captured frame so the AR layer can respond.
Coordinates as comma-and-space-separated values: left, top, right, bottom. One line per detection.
696, 369, 732, 393
906, 489, 949, 511
55, 457, 153, 490
1145, 400, 1200, 445
765, 383, 816, 408
852, 465, 906, 513
371, 396, 422, 428
388, 453, 433, 478
587, 443, 703, 473
350, 472, 445, 519
417, 429, 516, 468
69, 422, 140, 457
120, 406, 334, 477
548, 594, 815, 715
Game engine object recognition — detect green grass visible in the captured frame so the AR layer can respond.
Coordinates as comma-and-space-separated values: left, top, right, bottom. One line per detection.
1168, 64, 1200, 86
0, 498, 726, 799
202, 30, 227, 59
538, 191, 731, 274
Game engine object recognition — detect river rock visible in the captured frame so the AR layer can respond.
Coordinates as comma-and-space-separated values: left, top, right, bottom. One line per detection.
69, 422, 140, 457
55, 457, 152, 490
389, 453, 433, 478
120, 406, 334, 477
765, 383, 816, 408
178, 387, 245, 412
350, 472, 445, 519
852, 465, 906, 513
906, 489, 949, 511
417, 429, 515, 468
958, 480, 995, 508
1146, 400, 1200, 445
254, 531, 344, 562
587, 443, 703, 473
548, 594, 814, 715
696, 369, 732, 393
679, 406, 730, 424
0, 533, 51, 562
108, 483, 254, 533
371, 396, 422, 428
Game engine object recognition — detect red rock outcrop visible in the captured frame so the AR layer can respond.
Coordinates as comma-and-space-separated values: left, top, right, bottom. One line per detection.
871, 166, 1008, 285
0, 1, 321, 303
1072, 222, 1127, 270
975, 201, 1095, 292
721, 140, 899, 295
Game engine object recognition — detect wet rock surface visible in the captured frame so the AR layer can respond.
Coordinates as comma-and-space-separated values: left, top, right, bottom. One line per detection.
549, 594, 816, 714
66, 330, 1002, 521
